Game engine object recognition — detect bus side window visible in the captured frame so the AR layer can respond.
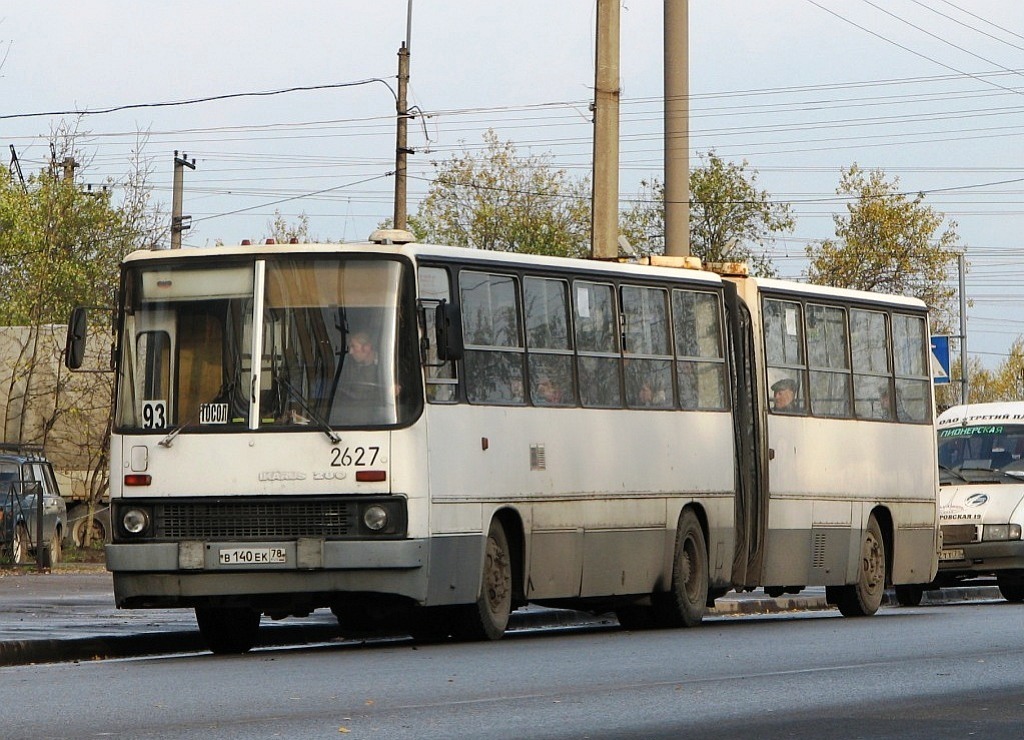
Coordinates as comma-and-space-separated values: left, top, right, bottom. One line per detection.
459, 270, 525, 405
893, 313, 931, 423
574, 281, 622, 408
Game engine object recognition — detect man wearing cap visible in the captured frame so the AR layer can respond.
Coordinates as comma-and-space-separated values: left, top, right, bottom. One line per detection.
771, 377, 800, 413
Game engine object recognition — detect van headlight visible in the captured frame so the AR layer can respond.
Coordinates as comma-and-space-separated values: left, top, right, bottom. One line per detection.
983, 524, 1022, 541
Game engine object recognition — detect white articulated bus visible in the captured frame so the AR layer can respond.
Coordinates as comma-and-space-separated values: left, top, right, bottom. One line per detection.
66, 231, 939, 653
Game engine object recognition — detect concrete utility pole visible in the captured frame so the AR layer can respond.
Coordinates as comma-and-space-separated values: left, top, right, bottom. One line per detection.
170, 151, 196, 250
591, 0, 621, 260
959, 253, 968, 404
664, 0, 690, 257
393, 0, 414, 231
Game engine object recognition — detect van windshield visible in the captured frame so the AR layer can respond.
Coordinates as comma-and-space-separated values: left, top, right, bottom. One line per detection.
937, 423, 1024, 483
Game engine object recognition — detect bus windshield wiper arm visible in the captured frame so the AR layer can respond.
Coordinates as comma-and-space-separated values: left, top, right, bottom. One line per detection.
275, 372, 341, 444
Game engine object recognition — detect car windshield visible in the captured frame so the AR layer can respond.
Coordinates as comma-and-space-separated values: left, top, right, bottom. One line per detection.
116, 255, 422, 433
937, 423, 1024, 484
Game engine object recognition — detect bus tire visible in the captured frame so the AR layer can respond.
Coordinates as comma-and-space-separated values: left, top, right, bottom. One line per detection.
453, 519, 512, 641
996, 573, 1024, 602
836, 515, 886, 617
653, 508, 708, 628
894, 583, 924, 607
195, 606, 261, 654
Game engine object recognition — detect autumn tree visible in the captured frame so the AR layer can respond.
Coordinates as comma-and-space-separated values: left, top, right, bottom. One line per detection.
619, 151, 794, 276
410, 129, 592, 257
962, 340, 1024, 404
0, 126, 162, 547
805, 164, 960, 327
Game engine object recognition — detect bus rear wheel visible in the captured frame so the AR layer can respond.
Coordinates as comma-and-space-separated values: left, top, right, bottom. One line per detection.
836, 515, 886, 617
653, 508, 709, 628
195, 606, 261, 654
894, 583, 924, 607
453, 520, 512, 641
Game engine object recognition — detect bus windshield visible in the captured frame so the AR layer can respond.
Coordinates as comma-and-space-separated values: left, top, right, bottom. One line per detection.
116, 256, 421, 432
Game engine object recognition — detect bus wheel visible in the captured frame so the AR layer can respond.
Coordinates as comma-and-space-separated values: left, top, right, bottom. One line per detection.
454, 520, 512, 640
653, 508, 708, 628
894, 583, 924, 607
837, 515, 886, 617
996, 573, 1024, 602
195, 606, 261, 654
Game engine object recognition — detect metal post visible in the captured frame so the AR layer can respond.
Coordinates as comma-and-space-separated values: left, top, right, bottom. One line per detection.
664, 0, 689, 257
591, 0, 620, 260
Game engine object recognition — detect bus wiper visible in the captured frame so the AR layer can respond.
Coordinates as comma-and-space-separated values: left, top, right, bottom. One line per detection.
274, 372, 341, 444
938, 464, 968, 483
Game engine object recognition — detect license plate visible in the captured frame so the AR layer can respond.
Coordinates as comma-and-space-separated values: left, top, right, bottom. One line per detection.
218, 547, 287, 565
939, 548, 965, 561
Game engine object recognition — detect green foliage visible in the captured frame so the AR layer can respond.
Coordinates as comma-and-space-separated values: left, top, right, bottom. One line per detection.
265, 210, 316, 245
804, 164, 960, 327
619, 152, 794, 276
410, 130, 591, 257
0, 134, 156, 325
964, 339, 1024, 404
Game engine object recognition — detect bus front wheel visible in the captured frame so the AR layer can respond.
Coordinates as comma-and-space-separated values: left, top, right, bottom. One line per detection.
653, 508, 709, 628
195, 606, 261, 654
836, 515, 886, 617
454, 520, 512, 640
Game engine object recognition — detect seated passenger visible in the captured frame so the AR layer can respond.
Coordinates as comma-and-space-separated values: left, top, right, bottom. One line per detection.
771, 377, 800, 413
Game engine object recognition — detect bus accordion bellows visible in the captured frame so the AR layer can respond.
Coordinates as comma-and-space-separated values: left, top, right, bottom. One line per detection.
65, 231, 940, 653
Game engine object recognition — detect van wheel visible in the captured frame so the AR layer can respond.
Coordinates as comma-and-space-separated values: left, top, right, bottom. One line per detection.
195, 607, 261, 654
837, 515, 886, 617
996, 573, 1024, 602
894, 583, 923, 606
453, 520, 512, 640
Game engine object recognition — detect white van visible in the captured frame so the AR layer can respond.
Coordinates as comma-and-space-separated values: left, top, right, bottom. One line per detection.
936, 402, 1024, 601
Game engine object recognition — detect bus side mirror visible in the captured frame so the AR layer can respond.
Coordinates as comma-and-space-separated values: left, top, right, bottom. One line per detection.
65, 306, 88, 370
435, 301, 464, 362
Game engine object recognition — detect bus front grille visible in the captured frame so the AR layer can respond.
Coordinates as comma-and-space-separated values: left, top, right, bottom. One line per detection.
155, 500, 355, 539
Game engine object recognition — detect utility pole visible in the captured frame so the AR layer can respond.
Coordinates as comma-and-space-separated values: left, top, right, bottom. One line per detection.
393, 0, 414, 231
591, 0, 620, 260
959, 253, 968, 404
171, 151, 196, 249
664, 0, 690, 257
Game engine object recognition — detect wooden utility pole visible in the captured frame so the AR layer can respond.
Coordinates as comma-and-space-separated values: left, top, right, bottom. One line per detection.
591, 0, 621, 260
393, 0, 414, 231
170, 151, 195, 249
664, 0, 690, 257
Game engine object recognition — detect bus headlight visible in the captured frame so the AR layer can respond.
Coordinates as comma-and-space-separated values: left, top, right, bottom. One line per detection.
362, 505, 389, 532
122, 508, 150, 535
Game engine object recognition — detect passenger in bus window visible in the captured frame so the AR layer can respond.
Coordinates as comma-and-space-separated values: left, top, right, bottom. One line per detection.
771, 377, 800, 413
340, 331, 382, 399
535, 375, 565, 405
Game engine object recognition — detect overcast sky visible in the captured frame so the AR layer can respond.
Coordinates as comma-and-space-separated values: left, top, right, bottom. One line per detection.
2, 1, 1024, 368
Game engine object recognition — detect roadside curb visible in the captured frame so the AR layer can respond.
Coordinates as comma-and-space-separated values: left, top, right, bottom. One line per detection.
0, 585, 1003, 667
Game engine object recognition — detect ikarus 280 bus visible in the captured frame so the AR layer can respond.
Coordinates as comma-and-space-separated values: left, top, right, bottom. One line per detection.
66, 230, 940, 653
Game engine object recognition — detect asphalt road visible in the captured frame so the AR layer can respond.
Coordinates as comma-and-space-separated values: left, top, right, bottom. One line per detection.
2, 599, 1023, 739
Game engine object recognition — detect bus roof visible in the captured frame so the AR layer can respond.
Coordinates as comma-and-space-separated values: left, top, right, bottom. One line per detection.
937, 402, 1024, 428
749, 276, 927, 310
122, 240, 725, 287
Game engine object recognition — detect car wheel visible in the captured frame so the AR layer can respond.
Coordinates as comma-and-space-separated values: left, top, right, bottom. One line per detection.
12, 524, 31, 565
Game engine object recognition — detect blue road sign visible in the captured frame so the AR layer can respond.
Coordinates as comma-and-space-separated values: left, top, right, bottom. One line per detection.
931, 335, 951, 385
